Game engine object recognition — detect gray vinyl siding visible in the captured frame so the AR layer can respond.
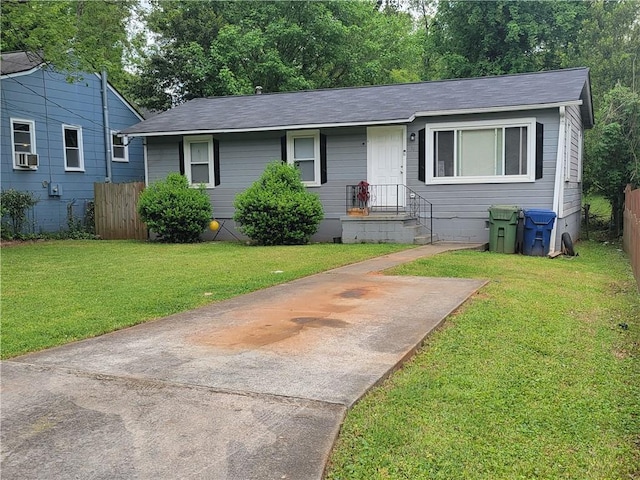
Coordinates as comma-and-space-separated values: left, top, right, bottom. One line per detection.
146, 136, 182, 183
316, 127, 367, 217
147, 128, 367, 240
145, 107, 584, 244
215, 131, 281, 218
0, 67, 144, 232
405, 109, 560, 243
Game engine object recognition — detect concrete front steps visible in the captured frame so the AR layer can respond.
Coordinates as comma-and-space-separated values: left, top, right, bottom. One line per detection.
341, 213, 437, 244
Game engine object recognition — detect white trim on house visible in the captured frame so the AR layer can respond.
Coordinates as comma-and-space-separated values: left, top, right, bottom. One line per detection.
425, 117, 537, 185
120, 119, 409, 138
10, 117, 37, 170
111, 130, 129, 162
550, 106, 567, 254
62, 124, 85, 172
286, 129, 321, 186
414, 101, 583, 119
183, 134, 215, 188
367, 125, 407, 207
0, 65, 43, 79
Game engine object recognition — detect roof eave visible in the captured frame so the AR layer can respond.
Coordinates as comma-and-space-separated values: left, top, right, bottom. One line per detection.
122, 100, 585, 137
581, 71, 595, 129
0, 64, 43, 79
121, 117, 412, 137
414, 100, 584, 119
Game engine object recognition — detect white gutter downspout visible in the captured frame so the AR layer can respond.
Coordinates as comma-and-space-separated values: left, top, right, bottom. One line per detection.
550, 106, 566, 254
101, 70, 112, 183
143, 138, 149, 186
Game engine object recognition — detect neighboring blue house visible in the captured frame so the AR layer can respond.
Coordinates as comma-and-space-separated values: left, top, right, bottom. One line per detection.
122, 68, 593, 252
1, 51, 145, 233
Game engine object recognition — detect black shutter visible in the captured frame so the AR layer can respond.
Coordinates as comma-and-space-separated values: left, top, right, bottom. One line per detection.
418, 128, 426, 182
178, 140, 185, 175
214, 138, 220, 186
281, 135, 287, 163
536, 122, 543, 180
320, 133, 327, 184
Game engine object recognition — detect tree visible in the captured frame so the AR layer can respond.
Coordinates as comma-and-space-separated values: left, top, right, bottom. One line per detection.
425, 0, 588, 79
0, 0, 136, 89
584, 85, 640, 235
568, 0, 640, 107
128, 0, 419, 110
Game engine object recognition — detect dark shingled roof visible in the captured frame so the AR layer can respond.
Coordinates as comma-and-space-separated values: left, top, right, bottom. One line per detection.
122, 68, 593, 136
1, 51, 44, 75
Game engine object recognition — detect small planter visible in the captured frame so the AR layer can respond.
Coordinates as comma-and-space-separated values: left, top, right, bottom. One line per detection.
348, 207, 369, 216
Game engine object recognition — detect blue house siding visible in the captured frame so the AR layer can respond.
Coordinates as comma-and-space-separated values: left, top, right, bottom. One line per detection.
1, 66, 144, 233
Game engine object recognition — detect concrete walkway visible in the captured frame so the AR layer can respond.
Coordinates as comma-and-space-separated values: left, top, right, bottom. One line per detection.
1, 243, 486, 479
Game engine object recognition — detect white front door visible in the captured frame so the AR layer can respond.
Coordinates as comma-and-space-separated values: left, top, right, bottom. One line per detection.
367, 126, 406, 209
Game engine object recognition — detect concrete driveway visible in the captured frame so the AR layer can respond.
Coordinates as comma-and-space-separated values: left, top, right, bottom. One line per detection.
1, 243, 486, 479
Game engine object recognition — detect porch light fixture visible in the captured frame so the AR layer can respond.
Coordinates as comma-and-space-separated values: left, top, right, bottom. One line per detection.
409, 132, 416, 142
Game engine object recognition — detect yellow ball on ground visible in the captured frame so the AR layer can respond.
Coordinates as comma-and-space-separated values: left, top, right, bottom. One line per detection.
209, 220, 220, 231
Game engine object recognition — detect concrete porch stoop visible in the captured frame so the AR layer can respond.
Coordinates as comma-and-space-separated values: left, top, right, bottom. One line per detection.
341, 213, 437, 244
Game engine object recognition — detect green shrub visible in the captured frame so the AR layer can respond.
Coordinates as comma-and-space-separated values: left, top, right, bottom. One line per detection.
1, 189, 38, 239
234, 161, 324, 245
137, 173, 212, 243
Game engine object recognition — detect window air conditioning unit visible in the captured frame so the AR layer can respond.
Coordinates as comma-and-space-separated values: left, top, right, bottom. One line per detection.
15, 153, 38, 168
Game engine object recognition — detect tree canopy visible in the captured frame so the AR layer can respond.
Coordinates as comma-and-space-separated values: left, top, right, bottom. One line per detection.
3, 0, 640, 232
585, 85, 640, 233
128, 0, 419, 110
423, 0, 588, 79
0, 0, 135, 89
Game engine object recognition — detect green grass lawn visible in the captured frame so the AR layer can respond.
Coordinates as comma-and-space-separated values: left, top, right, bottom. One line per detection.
3, 239, 638, 478
0, 240, 411, 358
327, 241, 640, 480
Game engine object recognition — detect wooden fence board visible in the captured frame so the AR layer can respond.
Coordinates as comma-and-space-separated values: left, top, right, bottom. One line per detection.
94, 182, 147, 240
623, 185, 640, 292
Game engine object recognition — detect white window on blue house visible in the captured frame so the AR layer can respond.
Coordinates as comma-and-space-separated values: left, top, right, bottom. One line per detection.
63, 125, 84, 172
287, 130, 320, 186
426, 118, 536, 184
111, 131, 128, 162
184, 134, 215, 187
11, 118, 37, 169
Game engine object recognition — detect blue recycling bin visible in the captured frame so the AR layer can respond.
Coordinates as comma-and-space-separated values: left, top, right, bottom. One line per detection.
523, 209, 556, 256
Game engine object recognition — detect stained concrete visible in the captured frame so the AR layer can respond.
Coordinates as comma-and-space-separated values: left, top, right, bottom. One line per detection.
1, 243, 486, 479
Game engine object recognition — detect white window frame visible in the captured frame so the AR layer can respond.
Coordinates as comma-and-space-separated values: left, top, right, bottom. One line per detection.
111, 130, 129, 163
286, 129, 321, 187
62, 124, 85, 172
426, 117, 537, 185
11, 118, 36, 169
183, 134, 215, 188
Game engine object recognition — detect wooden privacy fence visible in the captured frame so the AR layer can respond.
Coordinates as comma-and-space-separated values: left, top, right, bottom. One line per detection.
623, 185, 640, 291
94, 182, 147, 240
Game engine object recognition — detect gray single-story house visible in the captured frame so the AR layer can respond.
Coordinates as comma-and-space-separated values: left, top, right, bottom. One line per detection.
122, 68, 593, 252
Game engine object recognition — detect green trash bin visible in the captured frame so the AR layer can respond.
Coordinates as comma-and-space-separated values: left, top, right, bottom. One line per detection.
489, 205, 519, 253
